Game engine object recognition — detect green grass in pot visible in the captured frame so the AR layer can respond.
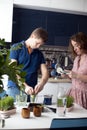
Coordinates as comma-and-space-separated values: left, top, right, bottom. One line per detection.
66, 96, 74, 108
0, 96, 14, 111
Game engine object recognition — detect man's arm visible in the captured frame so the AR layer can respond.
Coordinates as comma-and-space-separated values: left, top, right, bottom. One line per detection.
34, 63, 49, 94
10, 59, 34, 95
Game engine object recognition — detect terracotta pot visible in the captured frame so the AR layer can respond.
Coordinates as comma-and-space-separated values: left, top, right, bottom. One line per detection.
21, 108, 30, 118
33, 106, 42, 117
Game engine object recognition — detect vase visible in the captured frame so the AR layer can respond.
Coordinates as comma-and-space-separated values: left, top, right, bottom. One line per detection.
57, 87, 67, 116
16, 91, 27, 106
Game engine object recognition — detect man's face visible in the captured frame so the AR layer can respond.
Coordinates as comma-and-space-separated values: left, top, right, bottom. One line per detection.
30, 36, 44, 49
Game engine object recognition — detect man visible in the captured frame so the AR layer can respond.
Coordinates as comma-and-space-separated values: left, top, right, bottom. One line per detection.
7, 27, 49, 101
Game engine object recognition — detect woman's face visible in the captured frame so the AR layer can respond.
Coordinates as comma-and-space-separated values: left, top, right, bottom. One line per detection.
71, 40, 82, 55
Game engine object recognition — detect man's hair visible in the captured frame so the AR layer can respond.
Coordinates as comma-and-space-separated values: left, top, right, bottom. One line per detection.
30, 27, 48, 42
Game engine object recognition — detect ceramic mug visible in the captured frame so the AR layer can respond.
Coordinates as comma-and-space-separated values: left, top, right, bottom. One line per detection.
33, 106, 42, 117
21, 108, 30, 118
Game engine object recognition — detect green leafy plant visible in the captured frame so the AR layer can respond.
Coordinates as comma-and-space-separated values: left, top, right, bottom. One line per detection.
0, 96, 14, 111
66, 96, 74, 108
0, 38, 27, 113
0, 38, 26, 93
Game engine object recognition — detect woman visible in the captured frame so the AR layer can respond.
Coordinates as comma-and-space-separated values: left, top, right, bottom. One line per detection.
66, 32, 87, 109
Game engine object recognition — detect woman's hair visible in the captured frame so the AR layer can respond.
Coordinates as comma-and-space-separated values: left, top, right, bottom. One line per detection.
69, 32, 87, 58
30, 27, 48, 42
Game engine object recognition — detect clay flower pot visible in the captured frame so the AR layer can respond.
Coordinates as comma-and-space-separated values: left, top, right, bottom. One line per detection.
66, 104, 74, 112
21, 108, 30, 118
0, 107, 16, 118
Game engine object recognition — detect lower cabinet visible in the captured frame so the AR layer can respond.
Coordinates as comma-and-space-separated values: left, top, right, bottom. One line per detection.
36, 82, 71, 104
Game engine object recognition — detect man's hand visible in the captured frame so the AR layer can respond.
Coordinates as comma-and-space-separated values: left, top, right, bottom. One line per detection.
25, 85, 34, 95
34, 83, 44, 94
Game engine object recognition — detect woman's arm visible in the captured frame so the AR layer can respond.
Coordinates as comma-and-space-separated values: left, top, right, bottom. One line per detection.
71, 71, 87, 82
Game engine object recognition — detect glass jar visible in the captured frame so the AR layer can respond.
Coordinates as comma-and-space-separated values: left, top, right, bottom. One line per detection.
16, 91, 27, 106
56, 87, 67, 116
43, 95, 53, 105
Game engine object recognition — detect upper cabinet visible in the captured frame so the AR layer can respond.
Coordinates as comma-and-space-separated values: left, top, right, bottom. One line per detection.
12, 7, 87, 46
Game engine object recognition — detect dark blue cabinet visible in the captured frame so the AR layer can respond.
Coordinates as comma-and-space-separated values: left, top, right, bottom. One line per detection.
12, 7, 87, 46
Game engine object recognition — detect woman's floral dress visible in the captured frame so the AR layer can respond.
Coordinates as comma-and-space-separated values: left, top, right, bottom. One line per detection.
67, 55, 87, 109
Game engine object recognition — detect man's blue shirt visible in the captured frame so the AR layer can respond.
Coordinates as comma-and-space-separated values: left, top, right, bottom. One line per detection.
8, 41, 45, 88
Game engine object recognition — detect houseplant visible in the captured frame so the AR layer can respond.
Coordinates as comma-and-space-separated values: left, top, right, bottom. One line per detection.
0, 38, 26, 93
0, 38, 26, 117
0, 96, 16, 118
66, 95, 74, 112
0, 96, 14, 111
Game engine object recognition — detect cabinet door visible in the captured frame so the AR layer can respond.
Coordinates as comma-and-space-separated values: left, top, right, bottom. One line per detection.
12, 8, 47, 42
12, 8, 87, 46
58, 83, 71, 93
37, 82, 71, 103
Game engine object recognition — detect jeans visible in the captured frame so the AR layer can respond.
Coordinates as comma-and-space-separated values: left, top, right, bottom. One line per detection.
6, 86, 20, 101
6, 86, 31, 102
0, 90, 6, 98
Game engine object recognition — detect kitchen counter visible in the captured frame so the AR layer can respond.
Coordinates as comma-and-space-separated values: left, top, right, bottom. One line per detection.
38, 77, 71, 83
1, 103, 87, 129
47, 78, 71, 83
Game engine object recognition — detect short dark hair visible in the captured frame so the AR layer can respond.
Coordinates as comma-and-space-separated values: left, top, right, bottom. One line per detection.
31, 27, 48, 42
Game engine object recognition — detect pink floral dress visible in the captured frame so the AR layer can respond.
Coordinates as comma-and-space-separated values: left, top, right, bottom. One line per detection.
67, 54, 87, 109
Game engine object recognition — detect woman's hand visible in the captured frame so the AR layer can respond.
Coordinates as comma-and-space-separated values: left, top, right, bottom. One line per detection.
67, 71, 78, 79
61, 70, 71, 79
71, 71, 78, 79
67, 71, 72, 79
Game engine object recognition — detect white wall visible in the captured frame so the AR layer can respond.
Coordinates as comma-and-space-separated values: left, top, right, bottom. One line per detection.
0, 0, 87, 42
0, 0, 13, 42
14, 0, 87, 15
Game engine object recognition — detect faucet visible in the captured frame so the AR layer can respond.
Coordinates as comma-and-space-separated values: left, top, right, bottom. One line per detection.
0, 117, 5, 128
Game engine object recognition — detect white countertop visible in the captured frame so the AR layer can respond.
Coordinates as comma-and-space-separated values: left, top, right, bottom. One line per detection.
38, 77, 71, 83
1, 103, 87, 129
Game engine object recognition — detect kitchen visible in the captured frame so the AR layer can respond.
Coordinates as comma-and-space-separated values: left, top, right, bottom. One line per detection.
0, 0, 87, 129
